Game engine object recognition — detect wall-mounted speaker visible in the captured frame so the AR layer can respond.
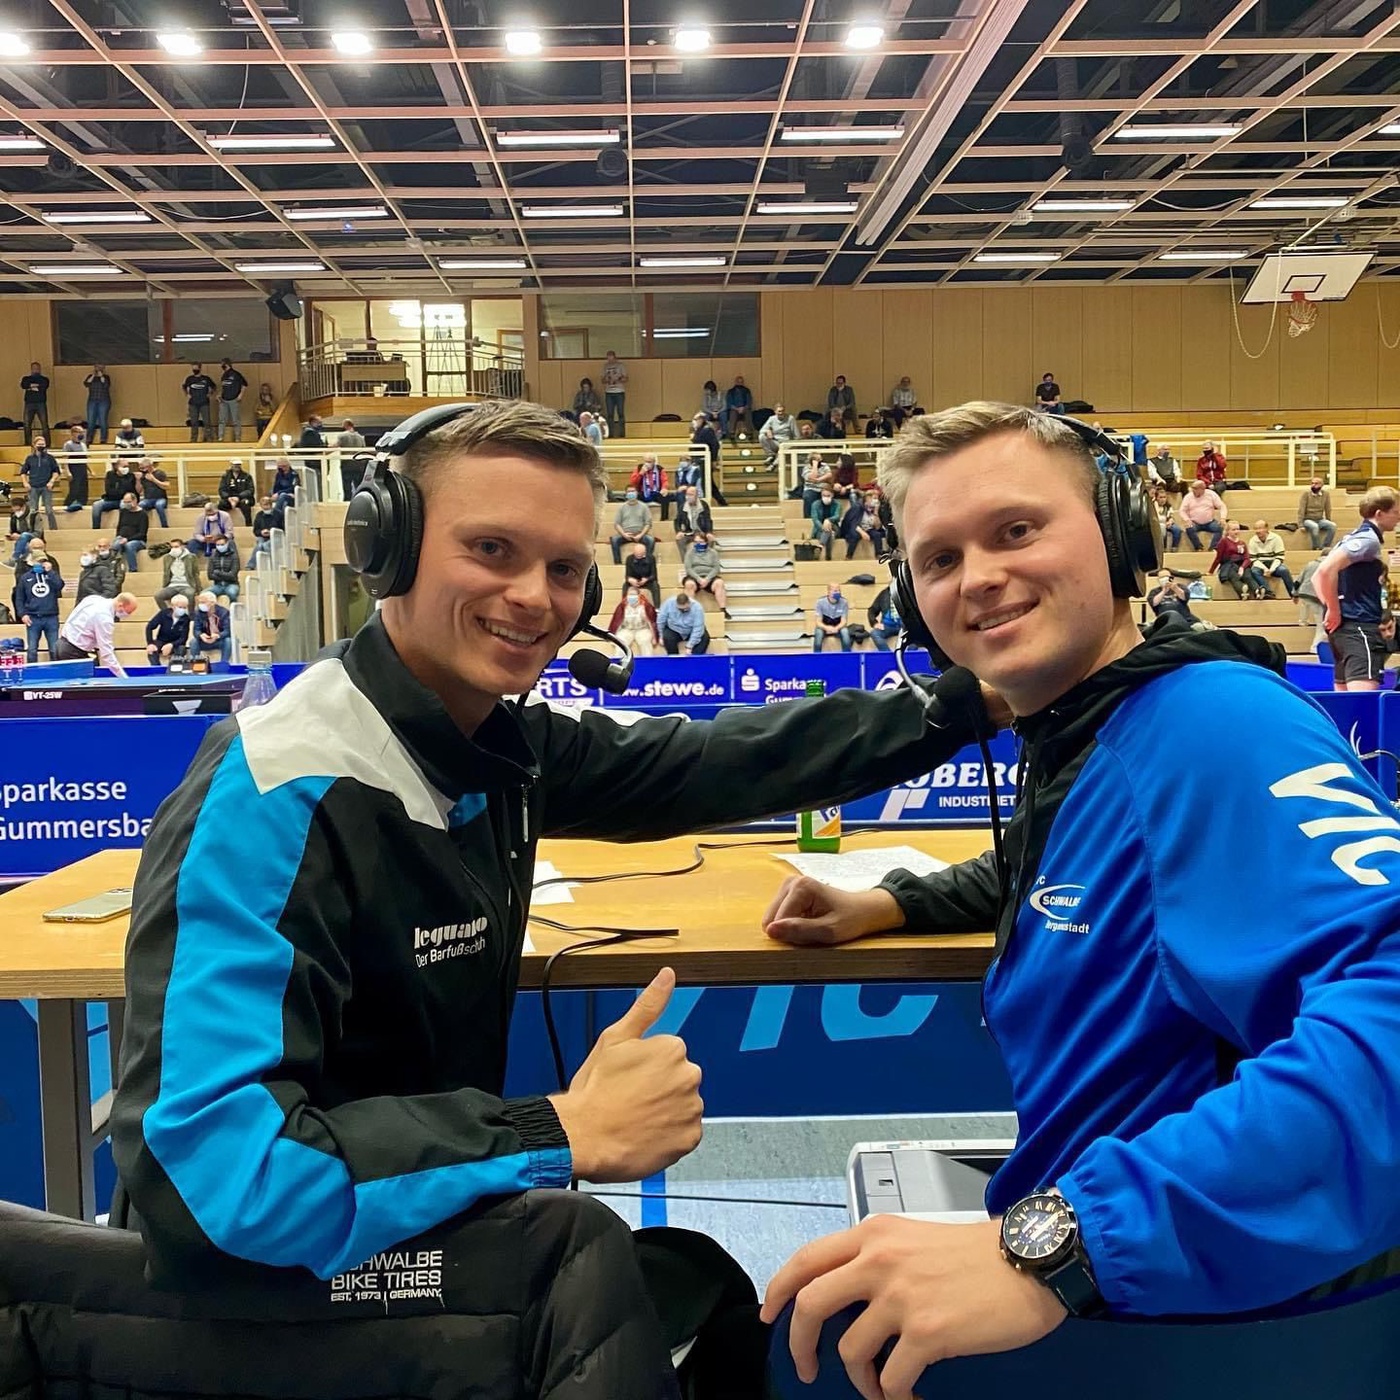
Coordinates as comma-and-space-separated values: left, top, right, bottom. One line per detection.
266, 286, 303, 320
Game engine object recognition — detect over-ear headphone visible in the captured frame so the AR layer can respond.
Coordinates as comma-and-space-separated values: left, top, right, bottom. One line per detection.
888, 415, 1163, 667
342, 401, 603, 638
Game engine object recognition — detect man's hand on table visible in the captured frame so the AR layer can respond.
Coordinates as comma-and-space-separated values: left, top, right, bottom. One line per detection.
762, 878, 905, 947
549, 966, 704, 1181
762, 1216, 1067, 1400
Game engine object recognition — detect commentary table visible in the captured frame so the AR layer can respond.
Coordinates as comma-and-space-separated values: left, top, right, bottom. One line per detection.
0, 830, 995, 1219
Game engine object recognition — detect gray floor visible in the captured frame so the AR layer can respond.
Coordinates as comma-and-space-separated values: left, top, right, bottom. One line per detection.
586, 1112, 1016, 1295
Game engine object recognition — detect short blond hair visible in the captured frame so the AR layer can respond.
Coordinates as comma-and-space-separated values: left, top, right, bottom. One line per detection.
1359, 486, 1399, 520
878, 401, 1099, 521
397, 399, 608, 519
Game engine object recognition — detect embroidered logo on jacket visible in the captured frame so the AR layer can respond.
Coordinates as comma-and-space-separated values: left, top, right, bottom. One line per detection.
1028, 878, 1090, 933
414, 915, 488, 967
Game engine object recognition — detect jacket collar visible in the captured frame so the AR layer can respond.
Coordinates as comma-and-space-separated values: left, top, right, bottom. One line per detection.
337, 613, 540, 800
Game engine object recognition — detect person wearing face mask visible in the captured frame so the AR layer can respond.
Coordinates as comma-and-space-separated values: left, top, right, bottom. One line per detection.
606, 587, 660, 658
93, 457, 135, 529
207, 535, 242, 603
610, 487, 654, 565
657, 588, 711, 655
189, 503, 235, 556
808, 488, 842, 562
189, 590, 231, 665
843, 489, 888, 561
271, 459, 298, 511
681, 534, 727, 610
16, 549, 63, 662
812, 582, 852, 653
156, 538, 203, 610
145, 594, 191, 664
76, 539, 125, 602
219, 459, 257, 526
1297, 476, 1336, 549
113, 491, 150, 572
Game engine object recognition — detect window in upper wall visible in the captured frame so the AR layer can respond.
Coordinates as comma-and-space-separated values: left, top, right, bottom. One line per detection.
649, 293, 759, 358
54, 302, 158, 364
167, 298, 276, 362
539, 293, 644, 360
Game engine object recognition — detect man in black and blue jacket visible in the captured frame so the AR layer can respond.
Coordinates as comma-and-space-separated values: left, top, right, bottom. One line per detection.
15, 550, 62, 661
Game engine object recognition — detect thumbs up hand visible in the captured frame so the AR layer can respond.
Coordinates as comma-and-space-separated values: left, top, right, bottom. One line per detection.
548, 967, 705, 1182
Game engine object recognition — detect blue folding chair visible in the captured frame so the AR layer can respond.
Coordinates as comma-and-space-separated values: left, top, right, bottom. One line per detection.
770, 1278, 1400, 1400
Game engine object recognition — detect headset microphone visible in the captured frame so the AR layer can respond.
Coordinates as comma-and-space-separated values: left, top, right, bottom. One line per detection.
895, 649, 996, 739
567, 626, 636, 695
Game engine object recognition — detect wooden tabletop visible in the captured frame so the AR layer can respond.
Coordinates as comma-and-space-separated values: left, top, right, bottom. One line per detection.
0, 832, 996, 1001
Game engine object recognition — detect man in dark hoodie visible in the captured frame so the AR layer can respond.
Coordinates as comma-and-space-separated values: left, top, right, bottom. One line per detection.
763, 402, 1400, 1398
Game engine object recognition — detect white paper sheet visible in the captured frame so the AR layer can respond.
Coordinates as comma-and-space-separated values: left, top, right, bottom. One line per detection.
530, 860, 576, 906
776, 846, 950, 892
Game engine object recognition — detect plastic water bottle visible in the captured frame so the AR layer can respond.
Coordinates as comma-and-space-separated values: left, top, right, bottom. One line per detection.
796, 678, 842, 852
236, 647, 278, 712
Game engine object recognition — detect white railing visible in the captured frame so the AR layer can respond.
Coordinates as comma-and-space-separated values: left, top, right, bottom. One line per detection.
297, 335, 525, 402
777, 438, 892, 498
597, 440, 713, 501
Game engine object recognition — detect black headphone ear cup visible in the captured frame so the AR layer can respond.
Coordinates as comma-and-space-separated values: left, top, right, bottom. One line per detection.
386, 472, 424, 598
570, 564, 603, 639
890, 559, 954, 668
1096, 470, 1162, 599
344, 468, 424, 599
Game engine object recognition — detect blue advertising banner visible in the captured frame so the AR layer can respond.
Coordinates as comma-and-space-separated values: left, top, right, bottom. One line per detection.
603, 655, 733, 707
732, 652, 863, 703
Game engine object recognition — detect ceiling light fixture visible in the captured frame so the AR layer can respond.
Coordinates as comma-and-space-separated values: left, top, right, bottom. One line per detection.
1030, 199, 1133, 212
438, 258, 529, 269
42, 209, 152, 224
972, 251, 1059, 263
209, 133, 336, 149
673, 27, 710, 53
495, 128, 621, 147
1380, 122, 1400, 136
639, 255, 727, 268
1113, 123, 1241, 139
844, 23, 884, 48
504, 29, 543, 55
0, 31, 30, 57
779, 125, 904, 143
28, 263, 123, 275
1158, 249, 1249, 261
1249, 195, 1348, 209
0, 134, 43, 150
157, 31, 203, 56
233, 260, 326, 273
330, 31, 374, 55
285, 204, 388, 220
755, 200, 858, 216
652, 327, 712, 338
520, 203, 624, 218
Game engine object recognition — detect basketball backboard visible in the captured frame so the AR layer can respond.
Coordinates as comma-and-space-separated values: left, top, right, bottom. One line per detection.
1241, 250, 1374, 303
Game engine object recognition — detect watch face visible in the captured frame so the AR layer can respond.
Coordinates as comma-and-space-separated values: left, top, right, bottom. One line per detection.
1002, 1193, 1076, 1266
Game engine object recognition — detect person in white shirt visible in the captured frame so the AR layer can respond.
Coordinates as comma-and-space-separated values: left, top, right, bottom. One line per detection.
601, 350, 627, 437
57, 591, 139, 676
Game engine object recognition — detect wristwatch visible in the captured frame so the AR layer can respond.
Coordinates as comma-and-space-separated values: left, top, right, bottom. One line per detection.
999, 1190, 1106, 1318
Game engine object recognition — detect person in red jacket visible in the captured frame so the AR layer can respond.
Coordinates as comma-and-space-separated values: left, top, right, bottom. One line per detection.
1211, 521, 1269, 599
1196, 440, 1228, 493
629, 455, 670, 521
607, 587, 660, 656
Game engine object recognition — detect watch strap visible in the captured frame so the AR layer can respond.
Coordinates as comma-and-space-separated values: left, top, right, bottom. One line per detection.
1041, 1248, 1107, 1318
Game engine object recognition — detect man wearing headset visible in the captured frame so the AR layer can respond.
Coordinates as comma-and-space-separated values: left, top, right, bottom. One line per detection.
109, 399, 999, 1397
762, 402, 1400, 1400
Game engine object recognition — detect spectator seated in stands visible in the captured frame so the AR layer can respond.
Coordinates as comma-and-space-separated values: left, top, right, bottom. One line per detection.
681, 537, 727, 610
794, 454, 834, 507
219, 459, 257, 526
609, 488, 654, 565
1212, 521, 1269, 600
866, 583, 902, 652
673, 455, 705, 503
827, 375, 857, 432
843, 489, 888, 561
249, 495, 282, 570
207, 535, 241, 603
624, 540, 660, 607
1034, 371, 1062, 413
155, 539, 203, 610
271, 458, 298, 511
831, 451, 862, 501
1298, 476, 1337, 549
138, 459, 170, 528
1147, 570, 1199, 625
57, 590, 138, 676
701, 379, 723, 423
1180, 478, 1226, 552
1153, 484, 1182, 551
20, 434, 60, 531
255, 381, 276, 435
723, 375, 753, 438
815, 411, 848, 441
113, 492, 149, 572
1196, 439, 1228, 494
15, 550, 63, 662
890, 376, 918, 416
760, 402, 798, 469
673, 485, 714, 559
808, 488, 842, 562
812, 582, 853, 653
1296, 549, 1329, 651
571, 377, 602, 419
657, 590, 710, 655
76, 540, 125, 602
630, 455, 669, 522
1148, 442, 1182, 493
188, 502, 235, 555
578, 410, 603, 447
145, 595, 191, 665
865, 407, 894, 440
191, 590, 232, 665
113, 418, 145, 459
1250, 519, 1296, 598
92, 458, 136, 529
607, 587, 660, 658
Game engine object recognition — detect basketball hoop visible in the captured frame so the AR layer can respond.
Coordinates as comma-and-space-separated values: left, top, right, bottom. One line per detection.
1288, 289, 1318, 338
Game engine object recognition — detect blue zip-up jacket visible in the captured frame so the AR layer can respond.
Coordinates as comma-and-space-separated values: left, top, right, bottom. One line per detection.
16, 563, 63, 619
881, 619, 1400, 1317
